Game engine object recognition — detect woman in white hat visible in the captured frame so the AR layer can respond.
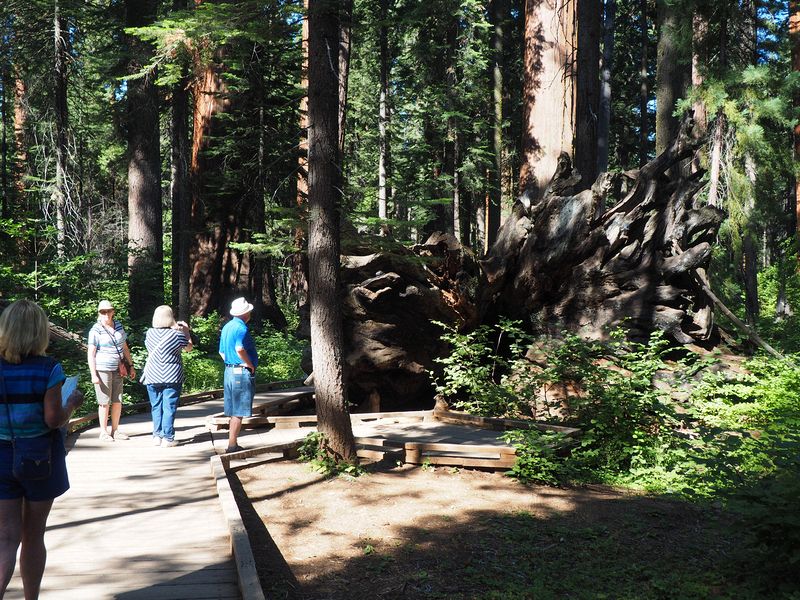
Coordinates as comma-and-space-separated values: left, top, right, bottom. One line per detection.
86, 300, 135, 441
140, 306, 192, 447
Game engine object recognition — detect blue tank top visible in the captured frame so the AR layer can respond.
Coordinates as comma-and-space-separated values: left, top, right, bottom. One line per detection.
0, 356, 65, 440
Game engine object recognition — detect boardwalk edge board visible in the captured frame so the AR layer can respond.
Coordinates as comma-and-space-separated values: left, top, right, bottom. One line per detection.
211, 455, 268, 600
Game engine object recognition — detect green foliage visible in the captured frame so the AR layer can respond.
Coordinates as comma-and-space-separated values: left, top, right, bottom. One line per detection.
181, 353, 223, 394
252, 326, 307, 382
501, 429, 568, 485
297, 432, 362, 477
187, 313, 222, 351
534, 331, 675, 475
730, 448, 800, 587
431, 319, 532, 417
434, 319, 800, 530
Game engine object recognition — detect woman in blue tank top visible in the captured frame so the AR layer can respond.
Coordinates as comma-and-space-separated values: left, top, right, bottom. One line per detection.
0, 299, 84, 599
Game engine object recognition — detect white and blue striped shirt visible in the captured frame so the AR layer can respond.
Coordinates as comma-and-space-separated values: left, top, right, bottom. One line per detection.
140, 328, 190, 385
87, 320, 128, 372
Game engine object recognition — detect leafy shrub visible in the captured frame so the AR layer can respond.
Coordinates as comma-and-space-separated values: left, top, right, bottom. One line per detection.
514, 330, 676, 475
502, 429, 570, 485
298, 432, 362, 476
253, 326, 308, 382
188, 313, 222, 350
182, 354, 224, 393
431, 319, 531, 417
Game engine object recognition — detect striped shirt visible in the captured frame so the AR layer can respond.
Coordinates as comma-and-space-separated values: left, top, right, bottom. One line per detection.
140, 328, 190, 385
0, 356, 65, 440
87, 320, 128, 371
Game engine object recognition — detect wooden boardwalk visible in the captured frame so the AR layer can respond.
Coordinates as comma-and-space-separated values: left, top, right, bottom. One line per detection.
5, 388, 523, 599
5, 397, 245, 600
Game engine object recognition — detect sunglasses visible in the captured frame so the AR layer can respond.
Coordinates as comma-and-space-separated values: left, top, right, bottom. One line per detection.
98, 309, 114, 314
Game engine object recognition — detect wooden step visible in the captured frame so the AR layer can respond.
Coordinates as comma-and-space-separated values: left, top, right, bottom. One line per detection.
404, 441, 517, 469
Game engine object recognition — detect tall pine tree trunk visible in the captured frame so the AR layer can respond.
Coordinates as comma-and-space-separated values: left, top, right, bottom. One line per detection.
486, 0, 505, 252
691, 11, 708, 137
655, 0, 686, 156
1, 73, 6, 218
743, 154, 759, 325
13, 73, 27, 197
597, 0, 615, 174
126, 0, 163, 320
170, 79, 190, 321
338, 0, 352, 156
638, 0, 649, 167
53, 1, 69, 257
170, 0, 190, 321
791, 1, 800, 241
741, 0, 759, 327
292, 0, 311, 332
170, 0, 190, 320
251, 57, 287, 330
574, 0, 600, 189
377, 0, 391, 236
307, 0, 357, 462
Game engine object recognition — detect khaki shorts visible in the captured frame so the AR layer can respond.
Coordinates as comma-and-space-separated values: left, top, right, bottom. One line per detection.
94, 370, 123, 405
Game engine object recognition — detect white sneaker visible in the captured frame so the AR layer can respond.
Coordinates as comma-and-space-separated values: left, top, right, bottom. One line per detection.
99, 432, 114, 442
112, 430, 129, 440
162, 439, 178, 448
152, 437, 162, 446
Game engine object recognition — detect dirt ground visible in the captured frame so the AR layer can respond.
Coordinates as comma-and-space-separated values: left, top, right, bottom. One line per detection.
232, 458, 745, 600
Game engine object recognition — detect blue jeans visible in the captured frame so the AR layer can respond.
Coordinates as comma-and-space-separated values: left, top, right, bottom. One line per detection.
147, 383, 181, 442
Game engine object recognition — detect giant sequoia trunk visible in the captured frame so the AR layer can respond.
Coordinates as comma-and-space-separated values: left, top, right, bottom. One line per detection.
188, 39, 286, 327
520, 0, 576, 200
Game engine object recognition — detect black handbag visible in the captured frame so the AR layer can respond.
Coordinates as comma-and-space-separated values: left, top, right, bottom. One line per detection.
11, 435, 53, 481
1, 363, 53, 481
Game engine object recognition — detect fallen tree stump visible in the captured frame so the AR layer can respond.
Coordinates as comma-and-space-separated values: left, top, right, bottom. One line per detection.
479, 117, 722, 344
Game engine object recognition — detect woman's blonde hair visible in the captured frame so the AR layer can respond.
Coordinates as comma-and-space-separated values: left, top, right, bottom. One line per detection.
0, 299, 50, 363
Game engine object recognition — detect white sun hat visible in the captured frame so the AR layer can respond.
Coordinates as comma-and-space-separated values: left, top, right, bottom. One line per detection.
97, 300, 114, 312
229, 297, 254, 317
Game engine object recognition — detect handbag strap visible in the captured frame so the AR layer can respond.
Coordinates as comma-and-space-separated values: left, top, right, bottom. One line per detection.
0, 361, 17, 441
101, 323, 125, 363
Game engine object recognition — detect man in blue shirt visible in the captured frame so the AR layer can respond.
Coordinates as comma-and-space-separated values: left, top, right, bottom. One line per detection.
218, 297, 258, 453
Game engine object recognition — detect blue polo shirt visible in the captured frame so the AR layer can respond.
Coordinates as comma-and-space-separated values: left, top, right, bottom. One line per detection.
218, 317, 258, 369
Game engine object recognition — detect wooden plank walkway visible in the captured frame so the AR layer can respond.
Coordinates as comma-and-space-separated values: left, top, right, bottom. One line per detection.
5, 398, 244, 600
5, 388, 525, 599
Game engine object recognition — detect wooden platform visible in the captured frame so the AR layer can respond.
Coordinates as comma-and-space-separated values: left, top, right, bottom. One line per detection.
228, 406, 579, 471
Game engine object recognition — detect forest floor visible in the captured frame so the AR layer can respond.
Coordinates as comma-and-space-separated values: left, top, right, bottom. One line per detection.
232, 458, 765, 600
